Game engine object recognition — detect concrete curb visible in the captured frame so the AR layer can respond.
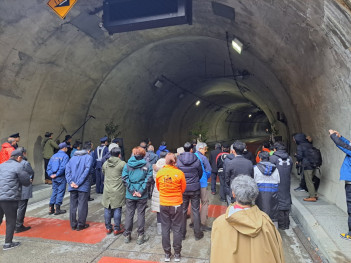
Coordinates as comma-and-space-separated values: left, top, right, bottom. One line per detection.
291, 194, 343, 263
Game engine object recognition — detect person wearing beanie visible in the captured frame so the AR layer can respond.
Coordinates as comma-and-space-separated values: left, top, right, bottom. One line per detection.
156, 153, 186, 262
47, 142, 70, 216
42, 132, 59, 184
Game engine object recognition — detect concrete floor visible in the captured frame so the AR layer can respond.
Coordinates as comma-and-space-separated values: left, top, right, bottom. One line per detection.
0, 184, 316, 263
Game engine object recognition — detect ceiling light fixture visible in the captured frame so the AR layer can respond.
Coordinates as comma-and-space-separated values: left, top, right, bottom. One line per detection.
195, 100, 201, 106
154, 79, 163, 88
248, 114, 252, 118
232, 38, 243, 54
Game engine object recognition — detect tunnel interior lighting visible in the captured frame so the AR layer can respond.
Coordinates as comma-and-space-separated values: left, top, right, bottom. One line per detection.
248, 114, 252, 118
195, 100, 201, 106
232, 38, 243, 54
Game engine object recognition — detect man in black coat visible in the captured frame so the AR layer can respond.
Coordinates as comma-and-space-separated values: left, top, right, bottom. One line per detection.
216, 144, 230, 202
293, 133, 317, 202
269, 142, 293, 230
177, 142, 204, 241
209, 143, 222, 195
0, 149, 30, 250
223, 141, 254, 205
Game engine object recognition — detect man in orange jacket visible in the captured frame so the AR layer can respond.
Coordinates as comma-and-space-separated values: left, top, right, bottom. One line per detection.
156, 153, 186, 262
0, 138, 16, 164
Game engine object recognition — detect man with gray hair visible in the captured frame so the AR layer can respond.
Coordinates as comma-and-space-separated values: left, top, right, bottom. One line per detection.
194, 142, 212, 231
211, 175, 285, 263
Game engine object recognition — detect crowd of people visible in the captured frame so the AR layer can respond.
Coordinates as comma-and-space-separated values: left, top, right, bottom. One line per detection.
1, 129, 351, 261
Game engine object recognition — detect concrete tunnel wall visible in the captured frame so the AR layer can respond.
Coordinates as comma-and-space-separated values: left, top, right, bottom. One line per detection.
0, 0, 351, 212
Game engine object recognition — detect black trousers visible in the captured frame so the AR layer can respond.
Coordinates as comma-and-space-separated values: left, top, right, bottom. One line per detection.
44, 158, 50, 180
182, 191, 202, 238
218, 172, 226, 201
278, 210, 290, 229
16, 199, 28, 228
346, 184, 351, 233
160, 204, 183, 254
69, 191, 89, 229
0, 200, 18, 243
124, 198, 148, 236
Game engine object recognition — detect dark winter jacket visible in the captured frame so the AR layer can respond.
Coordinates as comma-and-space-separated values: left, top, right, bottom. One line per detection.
47, 150, 69, 180
65, 150, 93, 192
330, 134, 351, 181
122, 156, 153, 200
223, 155, 254, 197
156, 145, 169, 157
21, 158, 35, 200
177, 152, 202, 192
243, 149, 255, 165
145, 151, 158, 165
195, 151, 212, 188
293, 133, 313, 170
0, 159, 31, 201
209, 148, 222, 173
216, 152, 230, 175
254, 161, 280, 221
270, 150, 293, 210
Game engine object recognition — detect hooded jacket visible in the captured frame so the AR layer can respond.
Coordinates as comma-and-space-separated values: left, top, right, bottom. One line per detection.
0, 159, 31, 201
223, 154, 254, 197
156, 145, 169, 157
211, 205, 285, 263
177, 152, 202, 192
293, 133, 313, 170
122, 156, 153, 200
330, 134, 351, 181
270, 150, 293, 210
254, 161, 280, 221
42, 138, 59, 159
65, 150, 93, 192
0, 142, 15, 164
102, 156, 126, 209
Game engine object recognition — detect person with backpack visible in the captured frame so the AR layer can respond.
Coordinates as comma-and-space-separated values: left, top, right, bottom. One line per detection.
293, 133, 320, 202
216, 143, 230, 202
254, 152, 280, 223
329, 129, 351, 240
122, 146, 153, 245
270, 142, 293, 230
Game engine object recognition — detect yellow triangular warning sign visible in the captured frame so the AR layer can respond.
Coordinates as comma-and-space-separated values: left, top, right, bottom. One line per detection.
47, 0, 78, 19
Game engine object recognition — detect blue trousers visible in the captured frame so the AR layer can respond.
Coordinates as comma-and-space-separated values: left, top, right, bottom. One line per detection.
95, 167, 104, 194
50, 177, 66, 205
104, 207, 122, 230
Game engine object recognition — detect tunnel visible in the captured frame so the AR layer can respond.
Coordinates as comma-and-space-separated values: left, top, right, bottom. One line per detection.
0, 0, 351, 214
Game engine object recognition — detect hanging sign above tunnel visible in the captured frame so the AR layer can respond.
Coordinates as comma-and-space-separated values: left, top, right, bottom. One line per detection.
103, 0, 192, 34
47, 0, 78, 19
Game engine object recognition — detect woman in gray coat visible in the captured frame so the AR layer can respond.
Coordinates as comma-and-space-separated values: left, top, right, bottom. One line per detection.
15, 148, 34, 233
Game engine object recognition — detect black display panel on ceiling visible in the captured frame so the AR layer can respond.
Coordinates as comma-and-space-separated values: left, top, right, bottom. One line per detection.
103, 0, 192, 34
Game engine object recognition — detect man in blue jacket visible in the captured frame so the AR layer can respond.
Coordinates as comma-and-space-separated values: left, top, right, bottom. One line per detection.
194, 142, 212, 232
65, 141, 93, 231
329, 129, 351, 241
47, 142, 69, 215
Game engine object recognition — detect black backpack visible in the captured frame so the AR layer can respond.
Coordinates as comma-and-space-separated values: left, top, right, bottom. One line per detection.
307, 147, 322, 168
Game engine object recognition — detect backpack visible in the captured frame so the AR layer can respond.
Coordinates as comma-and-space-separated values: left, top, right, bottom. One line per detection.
307, 147, 322, 168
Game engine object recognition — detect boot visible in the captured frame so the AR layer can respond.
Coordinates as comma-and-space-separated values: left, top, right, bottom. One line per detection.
54, 205, 66, 215
156, 223, 162, 235
48, 204, 55, 215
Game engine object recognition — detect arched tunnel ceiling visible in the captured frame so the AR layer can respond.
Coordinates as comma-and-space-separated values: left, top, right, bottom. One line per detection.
1, 0, 351, 205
